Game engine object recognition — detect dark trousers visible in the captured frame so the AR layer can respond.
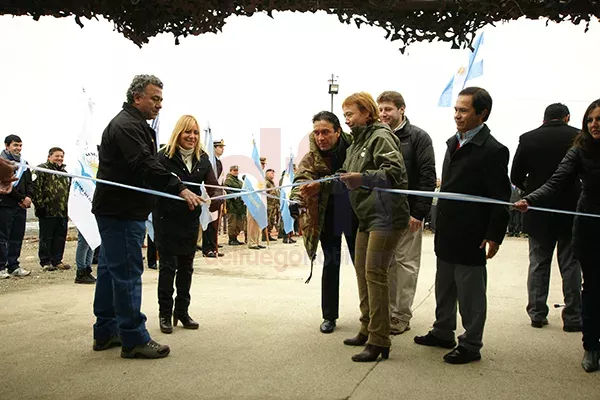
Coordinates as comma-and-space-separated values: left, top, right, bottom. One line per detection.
580, 256, 600, 351
527, 234, 582, 326
93, 216, 150, 347
431, 258, 487, 352
508, 210, 523, 235
38, 216, 68, 266
320, 222, 357, 321
202, 220, 218, 254
157, 253, 195, 317
0, 207, 26, 272
147, 235, 157, 268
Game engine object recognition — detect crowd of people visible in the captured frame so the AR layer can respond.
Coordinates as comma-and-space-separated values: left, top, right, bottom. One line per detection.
0, 74, 598, 373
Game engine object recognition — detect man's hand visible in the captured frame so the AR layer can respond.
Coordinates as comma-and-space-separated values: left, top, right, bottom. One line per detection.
19, 196, 32, 209
480, 240, 500, 259
340, 173, 363, 190
179, 188, 204, 210
408, 217, 423, 233
513, 199, 529, 212
299, 182, 320, 198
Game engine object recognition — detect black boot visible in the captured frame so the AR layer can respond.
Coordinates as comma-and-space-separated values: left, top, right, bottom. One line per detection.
283, 237, 289, 243
173, 312, 199, 329
159, 316, 173, 334
86, 267, 96, 282
75, 269, 95, 284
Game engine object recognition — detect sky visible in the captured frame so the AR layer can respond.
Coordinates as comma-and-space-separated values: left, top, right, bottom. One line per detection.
0, 12, 598, 176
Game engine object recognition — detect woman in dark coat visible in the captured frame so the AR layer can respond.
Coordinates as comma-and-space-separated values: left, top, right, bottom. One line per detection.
154, 114, 221, 334
515, 99, 600, 373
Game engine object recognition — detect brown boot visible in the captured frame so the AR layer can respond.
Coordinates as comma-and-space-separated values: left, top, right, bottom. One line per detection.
343, 333, 368, 346
351, 344, 390, 362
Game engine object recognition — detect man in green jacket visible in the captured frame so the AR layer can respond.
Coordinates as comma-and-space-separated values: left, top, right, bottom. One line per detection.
291, 111, 358, 334
224, 165, 245, 245
32, 147, 72, 272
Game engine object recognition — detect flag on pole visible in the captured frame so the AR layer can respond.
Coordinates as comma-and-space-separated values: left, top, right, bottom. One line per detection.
279, 154, 295, 234
251, 139, 263, 177
204, 123, 217, 175
241, 175, 268, 229
67, 89, 101, 249
150, 113, 160, 150
199, 183, 213, 231
438, 31, 485, 107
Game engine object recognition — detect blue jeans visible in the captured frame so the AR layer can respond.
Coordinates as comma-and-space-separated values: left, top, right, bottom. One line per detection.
75, 232, 94, 271
93, 216, 150, 347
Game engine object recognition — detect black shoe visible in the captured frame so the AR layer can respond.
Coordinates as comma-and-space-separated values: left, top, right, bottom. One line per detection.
229, 240, 242, 246
351, 344, 390, 362
443, 346, 481, 364
563, 324, 582, 332
582, 350, 600, 372
159, 316, 173, 334
174, 312, 199, 329
93, 335, 122, 351
320, 319, 336, 334
413, 332, 457, 349
531, 319, 549, 328
75, 269, 96, 284
344, 333, 368, 346
218, 244, 224, 248
288, 238, 296, 243
121, 339, 170, 359
85, 267, 96, 282
248, 246, 260, 250
148, 264, 158, 270
268, 236, 278, 241
217, 252, 225, 257
257, 245, 266, 249
283, 237, 289, 244
203, 251, 217, 258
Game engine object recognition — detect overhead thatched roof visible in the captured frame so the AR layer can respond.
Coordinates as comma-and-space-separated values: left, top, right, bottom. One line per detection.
3, 1, 600, 51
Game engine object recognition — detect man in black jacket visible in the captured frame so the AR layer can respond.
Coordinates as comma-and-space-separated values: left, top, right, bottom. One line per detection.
0, 135, 33, 279
414, 87, 511, 364
91, 75, 203, 359
377, 91, 436, 335
201, 139, 225, 257
510, 103, 581, 331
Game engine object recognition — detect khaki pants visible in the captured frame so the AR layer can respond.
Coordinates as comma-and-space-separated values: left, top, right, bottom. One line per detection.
228, 213, 245, 238
246, 211, 261, 248
389, 225, 423, 322
354, 229, 403, 348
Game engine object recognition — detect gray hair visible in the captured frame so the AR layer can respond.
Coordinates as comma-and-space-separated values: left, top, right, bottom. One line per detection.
126, 74, 163, 104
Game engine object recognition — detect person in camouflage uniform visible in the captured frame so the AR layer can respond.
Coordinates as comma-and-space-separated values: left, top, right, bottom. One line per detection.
290, 111, 357, 334
264, 168, 280, 241
32, 147, 72, 272
224, 165, 246, 245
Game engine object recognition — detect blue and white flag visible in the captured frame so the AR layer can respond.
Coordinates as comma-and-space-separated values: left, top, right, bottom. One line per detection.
150, 113, 160, 150
241, 175, 268, 230
438, 31, 485, 107
251, 140, 263, 177
68, 89, 101, 249
204, 123, 217, 175
199, 183, 213, 231
279, 155, 295, 234
13, 158, 28, 187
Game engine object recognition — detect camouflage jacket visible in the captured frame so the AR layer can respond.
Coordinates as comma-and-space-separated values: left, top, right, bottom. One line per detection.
32, 162, 71, 218
224, 173, 246, 215
266, 177, 280, 215
290, 131, 353, 262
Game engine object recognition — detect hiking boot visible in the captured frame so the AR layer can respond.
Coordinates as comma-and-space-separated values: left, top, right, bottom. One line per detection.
56, 262, 71, 270
42, 264, 57, 272
93, 335, 122, 351
11, 267, 31, 277
75, 269, 96, 284
121, 339, 170, 359
86, 267, 96, 281
0, 269, 10, 279
390, 318, 411, 335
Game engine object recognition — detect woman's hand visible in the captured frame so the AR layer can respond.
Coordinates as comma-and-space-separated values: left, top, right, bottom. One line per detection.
340, 173, 363, 190
513, 199, 529, 212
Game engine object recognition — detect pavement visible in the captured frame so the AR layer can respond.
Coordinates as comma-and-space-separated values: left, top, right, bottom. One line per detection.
1, 235, 599, 400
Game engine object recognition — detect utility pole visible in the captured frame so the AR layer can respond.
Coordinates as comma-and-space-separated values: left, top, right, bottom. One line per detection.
328, 74, 339, 113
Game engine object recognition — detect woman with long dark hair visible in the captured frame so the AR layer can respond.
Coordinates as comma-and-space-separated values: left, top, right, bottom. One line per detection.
515, 99, 600, 372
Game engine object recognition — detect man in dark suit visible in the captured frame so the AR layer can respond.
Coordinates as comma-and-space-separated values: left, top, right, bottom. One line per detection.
510, 103, 581, 331
201, 139, 225, 257
414, 87, 511, 364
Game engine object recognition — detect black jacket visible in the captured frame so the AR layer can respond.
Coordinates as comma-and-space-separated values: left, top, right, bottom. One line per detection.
393, 118, 436, 220
525, 139, 600, 260
153, 149, 221, 255
511, 120, 580, 237
434, 125, 511, 266
92, 103, 186, 221
0, 161, 33, 209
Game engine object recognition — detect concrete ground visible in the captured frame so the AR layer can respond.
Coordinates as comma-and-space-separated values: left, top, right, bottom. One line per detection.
1, 234, 598, 400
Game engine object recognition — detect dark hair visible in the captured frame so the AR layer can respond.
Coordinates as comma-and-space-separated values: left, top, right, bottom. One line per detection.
574, 99, 600, 148
377, 91, 406, 109
458, 87, 492, 121
543, 103, 570, 122
126, 75, 163, 104
312, 111, 341, 133
48, 147, 64, 156
4, 134, 22, 145
266, 168, 275, 173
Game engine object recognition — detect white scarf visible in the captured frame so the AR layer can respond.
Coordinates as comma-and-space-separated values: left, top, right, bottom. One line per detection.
178, 146, 194, 172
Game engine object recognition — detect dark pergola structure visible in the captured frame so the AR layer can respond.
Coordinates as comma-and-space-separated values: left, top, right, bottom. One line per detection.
2, 1, 600, 51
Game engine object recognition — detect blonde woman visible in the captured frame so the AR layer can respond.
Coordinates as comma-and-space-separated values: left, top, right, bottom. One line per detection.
338, 92, 410, 362
154, 115, 222, 334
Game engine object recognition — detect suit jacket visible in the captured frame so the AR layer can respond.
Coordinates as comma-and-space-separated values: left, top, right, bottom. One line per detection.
434, 125, 511, 266
510, 120, 580, 237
